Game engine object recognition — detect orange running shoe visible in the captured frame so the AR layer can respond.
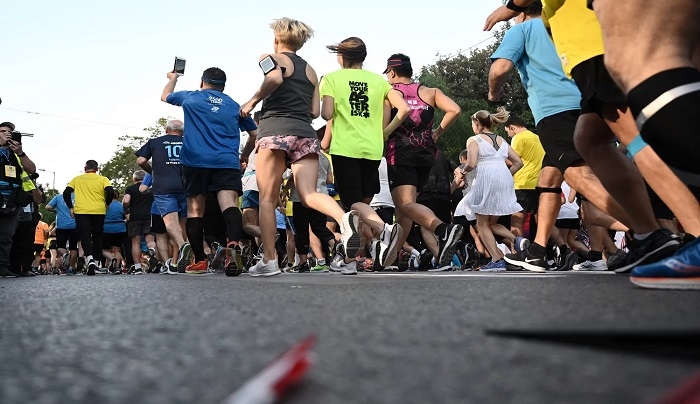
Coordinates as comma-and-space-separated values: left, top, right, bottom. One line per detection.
185, 260, 208, 274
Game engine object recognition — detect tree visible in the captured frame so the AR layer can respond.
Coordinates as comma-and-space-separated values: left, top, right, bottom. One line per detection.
416, 24, 532, 161
100, 118, 168, 192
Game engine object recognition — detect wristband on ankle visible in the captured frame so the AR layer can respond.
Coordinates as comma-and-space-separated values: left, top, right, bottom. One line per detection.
625, 135, 649, 159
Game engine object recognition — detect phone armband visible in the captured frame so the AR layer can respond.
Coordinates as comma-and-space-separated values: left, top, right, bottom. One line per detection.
259, 55, 278, 75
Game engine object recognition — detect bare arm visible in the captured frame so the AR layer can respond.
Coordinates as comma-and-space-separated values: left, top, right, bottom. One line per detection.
484, 1, 533, 31
506, 143, 524, 175
122, 193, 131, 210
240, 129, 257, 164
321, 95, 334, 121
432, 88, 461, 142
137, 156, 152, 174
320, 120, 333, 151
307, 65, 320, 119
383, 89, 410, 139
161, 73, 178, 102
240, 54, 285, 118
488, 58, 515, 101
464, 138, 479, 172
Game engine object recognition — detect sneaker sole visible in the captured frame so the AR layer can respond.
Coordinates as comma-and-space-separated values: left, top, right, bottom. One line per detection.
380, 224, 403, 267
503, 256, 547, 272
438, 226, 463, 266
341, 270, 358, 275
341, 212, 362, 258
249, 269, 282, 277
630, 276, 700, 290
87, 265, 96, 276
614, 240, 680, 274
177, 243, 193, 274
224, 246, 243, 277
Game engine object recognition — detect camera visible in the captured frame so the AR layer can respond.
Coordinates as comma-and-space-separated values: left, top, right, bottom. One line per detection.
10, 131, 33, 143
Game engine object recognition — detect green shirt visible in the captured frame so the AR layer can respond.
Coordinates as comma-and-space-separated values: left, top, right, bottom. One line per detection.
320, 69, 391, 160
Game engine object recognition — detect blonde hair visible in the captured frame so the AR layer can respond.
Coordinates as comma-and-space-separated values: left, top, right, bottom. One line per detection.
270, 17, 314, 51
471, 106, 510, 129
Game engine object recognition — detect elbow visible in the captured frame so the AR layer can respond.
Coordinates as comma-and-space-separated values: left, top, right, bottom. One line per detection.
310, 108, 320, 120
321, 111, 332, 121
160, 95, 168, 103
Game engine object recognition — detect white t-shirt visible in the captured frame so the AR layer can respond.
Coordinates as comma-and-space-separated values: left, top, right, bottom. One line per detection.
370, 158, 394, 208
557, 181, 579, 220
242, 152, 257, 192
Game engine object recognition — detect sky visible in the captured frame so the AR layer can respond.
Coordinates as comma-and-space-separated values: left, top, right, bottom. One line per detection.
0, 0, 504, 191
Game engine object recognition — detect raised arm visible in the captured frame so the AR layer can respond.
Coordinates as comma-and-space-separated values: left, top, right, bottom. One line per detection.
161, 72, 179, 102
240, 54, 286, 118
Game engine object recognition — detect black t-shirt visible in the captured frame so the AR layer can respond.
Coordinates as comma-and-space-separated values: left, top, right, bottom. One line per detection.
124, 182, 153, 221
135, 134, 184, 195
417, 151, 455, 202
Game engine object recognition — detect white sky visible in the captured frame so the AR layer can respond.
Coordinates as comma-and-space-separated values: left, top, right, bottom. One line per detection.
0, 0, 503, 190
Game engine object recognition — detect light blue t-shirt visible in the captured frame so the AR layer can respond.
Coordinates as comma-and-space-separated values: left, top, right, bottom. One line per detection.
275, 209, 286, 230
490, 18, 581, 124
47, 194, 76, 230
141, 174, 160, 215
104, 201, 127, 234
166, 89, 257, 169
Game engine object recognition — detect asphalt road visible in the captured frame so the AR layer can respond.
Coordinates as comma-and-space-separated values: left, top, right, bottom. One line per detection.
1, 271, 698, 404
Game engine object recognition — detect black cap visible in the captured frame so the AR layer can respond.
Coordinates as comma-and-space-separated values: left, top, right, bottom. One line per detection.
0, 122, 15, 131
383, 58, 412, 74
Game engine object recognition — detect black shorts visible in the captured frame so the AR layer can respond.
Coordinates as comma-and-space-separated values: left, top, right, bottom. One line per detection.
48, 239, 57, 250
182, 166, 242, 197
387, 164, 431, 192
56, 228, 80, 251
331, 155, 380, 209
515, 189, 539, 214
555, 218, 580, 230
127, 219, 151, 238
536, 109, 584, 173
151, 214, 167, 234
570, 55, 627, 116
374, 206, 395, 225
103, 232, 126, 248
419, 197, 452, 224
33, 243, 44, 255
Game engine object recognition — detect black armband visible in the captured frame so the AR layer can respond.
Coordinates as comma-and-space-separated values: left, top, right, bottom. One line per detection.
535, 186, 562, 195
505, 0, 529, 12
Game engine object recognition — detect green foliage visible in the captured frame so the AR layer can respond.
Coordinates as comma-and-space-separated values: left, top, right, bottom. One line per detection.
100, 118, 168, 192
416, 24, 533, 161
38, 188, 57, 225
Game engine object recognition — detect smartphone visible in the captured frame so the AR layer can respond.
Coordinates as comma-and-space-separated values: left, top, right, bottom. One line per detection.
173, 56, 186, 76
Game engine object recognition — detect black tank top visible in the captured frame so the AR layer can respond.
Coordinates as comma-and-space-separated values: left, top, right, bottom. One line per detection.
258, 53, 317, 139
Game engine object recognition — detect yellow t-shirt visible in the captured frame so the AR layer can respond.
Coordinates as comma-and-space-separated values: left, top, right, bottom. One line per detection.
67, 172, 111, 214
542, 0, 605, 76
511, 130, 545, 190
320, 69, 391, 160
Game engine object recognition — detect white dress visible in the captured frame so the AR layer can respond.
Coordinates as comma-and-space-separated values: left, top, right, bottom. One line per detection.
464, 135, 522, 216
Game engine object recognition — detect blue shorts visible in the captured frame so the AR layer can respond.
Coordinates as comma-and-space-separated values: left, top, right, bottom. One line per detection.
154, 193, 187, 218
241, 190, 259, 210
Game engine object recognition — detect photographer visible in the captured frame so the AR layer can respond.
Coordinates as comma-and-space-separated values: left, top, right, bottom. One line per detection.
0, 122, 38, 277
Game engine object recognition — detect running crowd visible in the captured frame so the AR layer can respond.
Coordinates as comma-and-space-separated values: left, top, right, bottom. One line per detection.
1, 2, 698, 290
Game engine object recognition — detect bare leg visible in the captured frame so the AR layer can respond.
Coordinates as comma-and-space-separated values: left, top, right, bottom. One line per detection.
255, 148, 287, 263
476, 214, 503, 261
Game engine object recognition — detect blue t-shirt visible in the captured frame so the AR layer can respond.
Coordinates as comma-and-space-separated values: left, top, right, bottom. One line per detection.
104, 201, 127, 233
490, 18, 581, 124
47, 194, 76, 230
141, 174, 160, 215
165, 89, 257, 169
136, 134, 185, 195
275, 209, 286, 230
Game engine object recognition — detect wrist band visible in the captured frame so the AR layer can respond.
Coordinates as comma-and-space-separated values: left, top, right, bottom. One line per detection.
17, 152, 26, 157
625, 135, 649, 159
505, 0, 528, 12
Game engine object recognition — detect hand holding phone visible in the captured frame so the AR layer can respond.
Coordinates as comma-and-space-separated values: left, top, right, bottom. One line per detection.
173, 56, 186, 76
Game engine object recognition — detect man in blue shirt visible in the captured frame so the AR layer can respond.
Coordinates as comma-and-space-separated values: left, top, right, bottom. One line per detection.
161, 67, 257, 275
136, 119, 187, 275
489, 1, 626, 272
46, 192, 80, 274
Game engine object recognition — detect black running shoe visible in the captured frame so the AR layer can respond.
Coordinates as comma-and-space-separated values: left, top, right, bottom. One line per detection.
614, 228, 680, 274
504, 247, 548, 272
436, 224, 464, 266
177, 242, 192, 274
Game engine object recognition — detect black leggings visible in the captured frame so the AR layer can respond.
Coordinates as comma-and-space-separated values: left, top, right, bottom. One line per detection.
75, 214, 105, 261
292, 202, 335, 258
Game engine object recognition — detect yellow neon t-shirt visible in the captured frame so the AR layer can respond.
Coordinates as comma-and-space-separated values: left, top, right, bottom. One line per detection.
542, 0, 605, 76
511, 130, 545, 190
67, 172, 112, 214
320, 69, 391, 160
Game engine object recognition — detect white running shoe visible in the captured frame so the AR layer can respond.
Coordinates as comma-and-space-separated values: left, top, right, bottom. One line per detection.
249, 259, 282, 277
572, 259, 608, 271
341, 261, 357, 275
340, 211, 362, 258
378, 223, 402, 267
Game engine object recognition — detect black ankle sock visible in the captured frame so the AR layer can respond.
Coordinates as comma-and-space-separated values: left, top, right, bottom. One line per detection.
628, 67, 700, 174
186, 217, 206, 262
530, 242, 546, 255
589, 250, 603, 261
222, 207, 242, 244
434, 223, 448, 237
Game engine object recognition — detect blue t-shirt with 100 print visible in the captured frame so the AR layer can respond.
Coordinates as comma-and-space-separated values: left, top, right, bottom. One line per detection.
136, 134, 185, 195
166, 89, 257, 169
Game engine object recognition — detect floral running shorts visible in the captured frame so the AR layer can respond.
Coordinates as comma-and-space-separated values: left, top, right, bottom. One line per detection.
255, 136, 320, 163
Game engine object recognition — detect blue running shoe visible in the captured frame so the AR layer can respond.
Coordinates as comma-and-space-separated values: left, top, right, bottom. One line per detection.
514, 237, 530, 253
480, 259, 506, 272
630, 237, 700, 290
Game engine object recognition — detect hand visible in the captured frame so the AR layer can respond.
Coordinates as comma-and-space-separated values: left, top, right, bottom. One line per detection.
488, 88, 504, 101
69, 208, 74, 218
7, 140, 23, 155
432, 128, 443, 142
483, 5, 519, 31
166, 72, 179, 81
239, 101, 254, 119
